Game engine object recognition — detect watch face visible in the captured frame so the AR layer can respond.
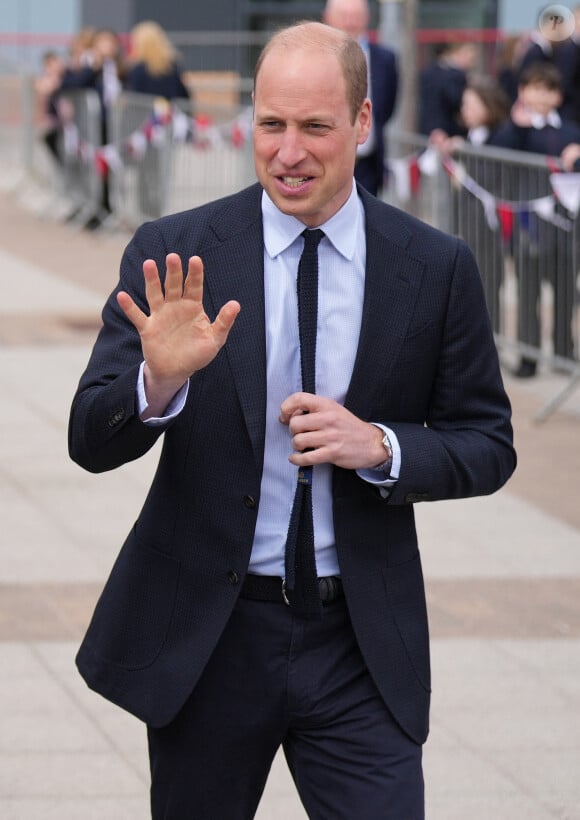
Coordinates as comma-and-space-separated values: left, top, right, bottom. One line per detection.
382, 434, 393, 458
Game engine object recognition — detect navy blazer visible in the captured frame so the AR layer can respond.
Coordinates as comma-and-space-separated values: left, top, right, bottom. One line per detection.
418, 61, 467, 137
69, 183, 515, 745
124, 61, 190, 100
491, 117, 580, 157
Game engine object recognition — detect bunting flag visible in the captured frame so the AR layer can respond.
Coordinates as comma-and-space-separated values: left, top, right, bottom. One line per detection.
496, 203, 514, 242
416, 146, 440, 177
531, 196, 573, 230
98, 144, 123, 174
389, 157, 412, 202
442, 154, 573, 231
409, 156, 421, 195
126, 131, 147, 160
549, 172, 580, 216
519, 208, 530, 234
60, 103, 254, 174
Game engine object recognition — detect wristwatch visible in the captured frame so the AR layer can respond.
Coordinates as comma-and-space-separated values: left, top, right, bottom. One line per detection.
373, 427, 393, 476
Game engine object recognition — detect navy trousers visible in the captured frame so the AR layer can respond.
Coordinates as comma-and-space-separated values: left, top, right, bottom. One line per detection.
148, 594, 424, 819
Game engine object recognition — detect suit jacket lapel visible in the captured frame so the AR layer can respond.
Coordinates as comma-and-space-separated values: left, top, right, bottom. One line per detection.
199, 185, 267, 473
344, 190, 426, 418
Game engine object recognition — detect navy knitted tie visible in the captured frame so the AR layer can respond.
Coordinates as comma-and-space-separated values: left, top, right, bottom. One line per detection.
284, 228, 325, 619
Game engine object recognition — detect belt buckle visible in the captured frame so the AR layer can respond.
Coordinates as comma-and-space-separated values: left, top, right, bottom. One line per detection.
281, 579, 290, 606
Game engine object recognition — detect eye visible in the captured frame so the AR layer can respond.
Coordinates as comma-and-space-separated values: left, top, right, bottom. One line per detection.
306, 122, 330, 133
259, 120, 282, 130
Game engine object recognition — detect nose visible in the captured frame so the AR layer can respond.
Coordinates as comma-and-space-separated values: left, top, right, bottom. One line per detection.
277, 127, 307, 167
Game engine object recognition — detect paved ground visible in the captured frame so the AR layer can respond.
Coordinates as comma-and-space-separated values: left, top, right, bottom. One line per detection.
1, 158, 580, 819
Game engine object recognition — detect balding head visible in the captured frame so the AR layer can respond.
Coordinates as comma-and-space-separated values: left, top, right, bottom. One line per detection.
254, 21, 368, 124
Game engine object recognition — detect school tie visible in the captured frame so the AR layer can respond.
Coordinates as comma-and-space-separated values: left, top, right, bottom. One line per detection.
284, 228, 325, 619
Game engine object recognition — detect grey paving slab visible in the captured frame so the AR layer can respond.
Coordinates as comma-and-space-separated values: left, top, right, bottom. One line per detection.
417, 492, 580, 580
0, 752, 145, 798
0, 797, 151, 820
0, 248, 104, 315
499, 639, 580, 701
425, 639, 580, 818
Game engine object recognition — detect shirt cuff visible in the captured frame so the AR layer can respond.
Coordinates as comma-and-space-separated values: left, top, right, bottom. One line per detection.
356, 424, 401, 487
137, 361, 189, 425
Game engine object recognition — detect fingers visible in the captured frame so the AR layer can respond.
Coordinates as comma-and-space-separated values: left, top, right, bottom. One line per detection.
164, 253, 187, 300
121, 252, 239, 350
279, 392, 321, 425
142, 258, 165, 313
117, 290, 147, 333
280, 395, 377, 469
280, 394, 329, 462
143, 254, 190, 308
183, 255, 204, 303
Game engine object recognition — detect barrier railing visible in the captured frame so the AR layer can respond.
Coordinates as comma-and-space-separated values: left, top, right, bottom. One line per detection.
56, 87, 107, 224
386, 132, 580, 419
109, 92, 255, 225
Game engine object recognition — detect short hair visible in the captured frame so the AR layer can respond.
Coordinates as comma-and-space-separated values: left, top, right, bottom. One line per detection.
465, 76, 510, 129
519, 62, 562, 92
253, 21, 368, 124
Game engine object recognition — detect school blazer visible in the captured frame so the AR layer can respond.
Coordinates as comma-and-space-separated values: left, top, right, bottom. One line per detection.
69, 183, 515, 744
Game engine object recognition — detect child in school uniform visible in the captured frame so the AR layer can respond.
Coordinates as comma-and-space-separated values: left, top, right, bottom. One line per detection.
491, 62, 580, 376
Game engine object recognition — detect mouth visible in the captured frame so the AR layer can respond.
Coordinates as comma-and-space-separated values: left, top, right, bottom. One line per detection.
280, 175, 311, 187
274, 174, 316, 195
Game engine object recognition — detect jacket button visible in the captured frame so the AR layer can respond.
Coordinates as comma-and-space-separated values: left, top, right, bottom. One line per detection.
227, 570, 239, 585
108, 409, 125, 427
243, 495, 256, 509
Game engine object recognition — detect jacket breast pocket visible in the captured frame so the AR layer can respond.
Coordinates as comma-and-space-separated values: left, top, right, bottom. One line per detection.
84, 533, 180, 671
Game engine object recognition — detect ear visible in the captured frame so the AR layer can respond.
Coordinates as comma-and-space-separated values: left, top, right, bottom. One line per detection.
356, 98, 372, 146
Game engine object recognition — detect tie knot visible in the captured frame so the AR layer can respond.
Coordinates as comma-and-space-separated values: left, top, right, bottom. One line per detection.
301, 228, 325, 251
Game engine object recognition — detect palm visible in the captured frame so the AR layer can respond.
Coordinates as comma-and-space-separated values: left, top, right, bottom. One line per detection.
118, 253, 240, 386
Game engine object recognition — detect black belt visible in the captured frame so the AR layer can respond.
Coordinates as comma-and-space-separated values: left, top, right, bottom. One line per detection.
240, 574, 343, 606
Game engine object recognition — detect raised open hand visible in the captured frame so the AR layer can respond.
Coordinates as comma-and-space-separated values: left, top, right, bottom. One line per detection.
118, 253, 240, 415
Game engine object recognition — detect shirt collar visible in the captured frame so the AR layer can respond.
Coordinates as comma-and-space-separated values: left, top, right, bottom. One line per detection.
468, 125, 490, 146
530, 110, 562, 129
262, 182, 361, 261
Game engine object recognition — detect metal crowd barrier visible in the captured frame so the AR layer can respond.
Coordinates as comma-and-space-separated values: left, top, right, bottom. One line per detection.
21, 84, 255, 228
108, 91, 175, 225
108, 91, 255, 226
56, 87, 107, 225
386, 132, 580, 420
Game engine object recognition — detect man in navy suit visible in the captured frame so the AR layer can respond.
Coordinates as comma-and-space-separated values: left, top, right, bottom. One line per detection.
69, 21, 515, 820
323, 0, 398, 195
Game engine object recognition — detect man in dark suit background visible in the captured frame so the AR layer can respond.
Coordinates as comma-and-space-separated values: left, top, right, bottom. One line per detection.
69, 20, 516, 820
323, 0, 398, 195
